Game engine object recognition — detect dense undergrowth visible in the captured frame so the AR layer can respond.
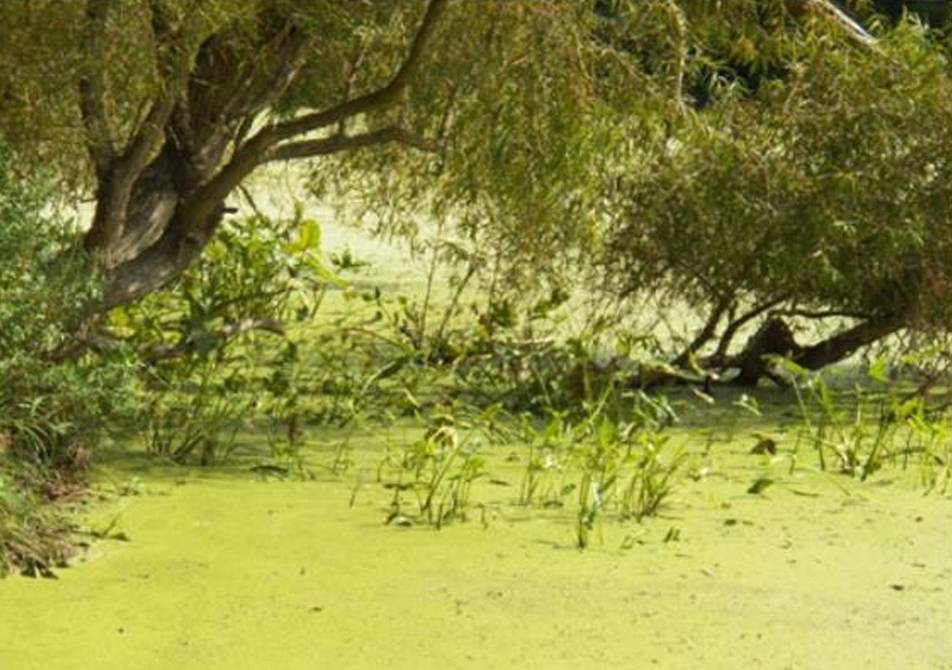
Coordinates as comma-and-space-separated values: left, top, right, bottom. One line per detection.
0, 142, 139, 575
103, 210, 952, 551
3, 137, 952, 576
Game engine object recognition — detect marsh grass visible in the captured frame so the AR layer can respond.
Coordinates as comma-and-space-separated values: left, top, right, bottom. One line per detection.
0, 465, 75, 578
502, 387, 684, 548
775, 356, 952, 490
378, 406, 501, 527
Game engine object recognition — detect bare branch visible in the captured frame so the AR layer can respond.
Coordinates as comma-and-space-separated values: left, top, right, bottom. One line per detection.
672, 295, 731, 367
267, 126, 440, 163
711, 296, 788, 361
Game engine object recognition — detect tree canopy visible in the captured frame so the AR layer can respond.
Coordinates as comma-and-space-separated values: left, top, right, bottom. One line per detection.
2, 1, 952, 380
0, 0, 647, 308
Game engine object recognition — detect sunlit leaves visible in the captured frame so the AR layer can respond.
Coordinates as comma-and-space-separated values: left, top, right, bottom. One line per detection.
604, 19, 952, 332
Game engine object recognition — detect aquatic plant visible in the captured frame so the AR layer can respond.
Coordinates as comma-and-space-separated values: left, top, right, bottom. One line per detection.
779, 354, 952, 489
379, 405, 501, 528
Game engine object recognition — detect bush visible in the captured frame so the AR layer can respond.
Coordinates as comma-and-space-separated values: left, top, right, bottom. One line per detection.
0, 139, 136, 574
115, 206, 337, 465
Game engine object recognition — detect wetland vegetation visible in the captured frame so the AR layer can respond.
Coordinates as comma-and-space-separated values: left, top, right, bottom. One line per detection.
2, 2, 952, 668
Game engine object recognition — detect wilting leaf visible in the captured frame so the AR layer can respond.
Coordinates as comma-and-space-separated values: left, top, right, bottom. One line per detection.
747, 477, 774, 495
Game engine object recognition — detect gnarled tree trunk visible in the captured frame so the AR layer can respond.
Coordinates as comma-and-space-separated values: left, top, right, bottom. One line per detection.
79, 0, 447, 311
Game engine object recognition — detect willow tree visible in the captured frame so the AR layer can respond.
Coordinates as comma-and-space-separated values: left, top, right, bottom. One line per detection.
0, 0, 638, 314
0, 0, 892, 316
602, 13, 952, 384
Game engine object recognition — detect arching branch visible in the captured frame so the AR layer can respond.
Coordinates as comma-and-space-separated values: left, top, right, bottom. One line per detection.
268, 126, 440, 163
182, 0, 450, 227
270, 0, 449, 141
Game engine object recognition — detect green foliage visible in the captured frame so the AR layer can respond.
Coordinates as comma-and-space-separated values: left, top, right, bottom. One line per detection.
378, 405, 499, 528
115, 207, 337, 465
0, 139, 139, 575
601, 21, 952, 367
375, 388, 682, 545
780, 354, 952, 487
0, 141, 135, 470
0, 465, 74, 578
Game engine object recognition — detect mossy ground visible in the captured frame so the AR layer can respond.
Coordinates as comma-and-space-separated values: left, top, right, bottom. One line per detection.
1, 398, 950, 670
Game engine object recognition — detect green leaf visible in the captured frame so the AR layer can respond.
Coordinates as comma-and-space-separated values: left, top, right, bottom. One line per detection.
867, 356, 888, 383
294, 218, 322, 253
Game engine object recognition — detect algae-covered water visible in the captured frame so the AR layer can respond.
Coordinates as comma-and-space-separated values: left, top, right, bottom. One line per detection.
2, 416, 951, 670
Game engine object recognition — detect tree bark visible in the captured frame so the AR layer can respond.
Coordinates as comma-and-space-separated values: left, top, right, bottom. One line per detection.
794, 314, 905, 370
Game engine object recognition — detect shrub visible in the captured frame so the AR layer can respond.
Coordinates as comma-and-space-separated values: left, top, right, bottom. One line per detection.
0, 139, 136, 575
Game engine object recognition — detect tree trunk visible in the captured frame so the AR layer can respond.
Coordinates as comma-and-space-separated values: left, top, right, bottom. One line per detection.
724, 313, 905, 385
89, 143, 233, 308
732, 317, 800, 386
76, 0, 448, 312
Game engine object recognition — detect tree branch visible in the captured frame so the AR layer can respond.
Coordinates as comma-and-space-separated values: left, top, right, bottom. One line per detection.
182, 0, 449, 226
267, 126, 440, 163
122, 0, 190, 176
214, 23, 315, 141
773, 307, 873, 320
672, 295, 731, 367
78, 0, 115, 176
269, 0, 449, 142
712, 296, 788, 361
795, 314, 904, 370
